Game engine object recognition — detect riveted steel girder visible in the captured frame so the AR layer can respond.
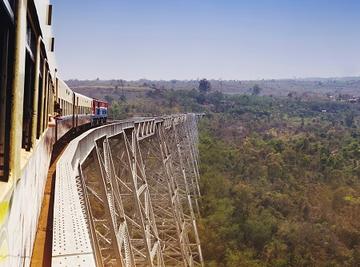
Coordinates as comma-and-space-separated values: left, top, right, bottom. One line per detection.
53, 114, 204, 267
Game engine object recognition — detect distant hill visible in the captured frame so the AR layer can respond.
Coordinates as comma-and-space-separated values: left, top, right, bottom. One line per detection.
66, 77, 360, 101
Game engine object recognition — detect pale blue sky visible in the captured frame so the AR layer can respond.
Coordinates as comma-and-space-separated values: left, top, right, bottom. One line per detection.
52, 0, 360, 80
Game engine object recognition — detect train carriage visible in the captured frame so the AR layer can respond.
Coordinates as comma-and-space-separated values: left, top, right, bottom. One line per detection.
92, 98, 108, 125
56, 79, 74, 139
0, 1, 108, 265
74, 92, 93, 127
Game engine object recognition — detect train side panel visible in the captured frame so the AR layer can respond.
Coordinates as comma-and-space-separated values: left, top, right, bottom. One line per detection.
0, 0, 109, 263
0, 0, 58, 266
74, 92, 93, 128
56, 80, 75, 140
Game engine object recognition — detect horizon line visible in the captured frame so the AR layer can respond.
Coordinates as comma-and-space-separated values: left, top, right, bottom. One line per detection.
64, 75, 360, 82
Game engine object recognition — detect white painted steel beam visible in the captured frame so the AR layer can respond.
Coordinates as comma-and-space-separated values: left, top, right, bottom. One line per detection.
53, 114, 204, 266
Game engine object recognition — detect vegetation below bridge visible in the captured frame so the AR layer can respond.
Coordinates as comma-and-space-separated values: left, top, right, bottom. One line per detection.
71, 80, 360, 266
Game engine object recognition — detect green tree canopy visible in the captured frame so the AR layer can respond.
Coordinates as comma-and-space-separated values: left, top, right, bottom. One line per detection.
199, 79, 212, 94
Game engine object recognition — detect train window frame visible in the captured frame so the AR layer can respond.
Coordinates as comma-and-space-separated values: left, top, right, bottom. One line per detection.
0, 1, 14, 182
42, 68, 49, 131
36, 52, 45, 139
22, 51, 35, 150
22, 14, 38, 151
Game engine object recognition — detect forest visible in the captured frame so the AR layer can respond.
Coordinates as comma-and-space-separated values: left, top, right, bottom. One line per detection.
102, 82, 360, 266
198, 97, 360, 266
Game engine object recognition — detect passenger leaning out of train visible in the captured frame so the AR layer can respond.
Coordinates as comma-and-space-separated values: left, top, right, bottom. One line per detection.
48, 102, 62, 127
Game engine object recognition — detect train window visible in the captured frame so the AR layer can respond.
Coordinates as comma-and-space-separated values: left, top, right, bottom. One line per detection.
42, 70, 48, 131
26, 18, 36, 57
45, 75, 51, 127
50, 37, 55, 52
36, 56, 44, 139
1, 0, 14, 21
49, 83, 54, 116
6, 0, 15, 11
0, 3, 14, 181
22, 16, 38, 151
47, 5, 53, 25
22, 53, 35, 151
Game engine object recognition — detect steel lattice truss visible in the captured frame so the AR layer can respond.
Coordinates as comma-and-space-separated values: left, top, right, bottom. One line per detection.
73, 114, 204, 267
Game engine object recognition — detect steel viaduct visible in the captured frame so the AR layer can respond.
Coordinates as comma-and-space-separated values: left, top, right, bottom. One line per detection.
4, 114, 204, 267
51, 113, 204, 267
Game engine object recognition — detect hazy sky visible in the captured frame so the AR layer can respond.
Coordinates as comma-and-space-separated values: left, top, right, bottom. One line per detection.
52, 0, 360, 80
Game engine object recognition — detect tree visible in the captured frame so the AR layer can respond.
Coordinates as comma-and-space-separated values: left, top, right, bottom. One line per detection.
199, 79, 211, 94
345, 112, 354, 127
104, 95, 113, 103
119, 94, 127, 102
252, 84, 262, 96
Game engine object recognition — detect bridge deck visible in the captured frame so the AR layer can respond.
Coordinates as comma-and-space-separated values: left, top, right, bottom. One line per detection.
30, 150, 61, 266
